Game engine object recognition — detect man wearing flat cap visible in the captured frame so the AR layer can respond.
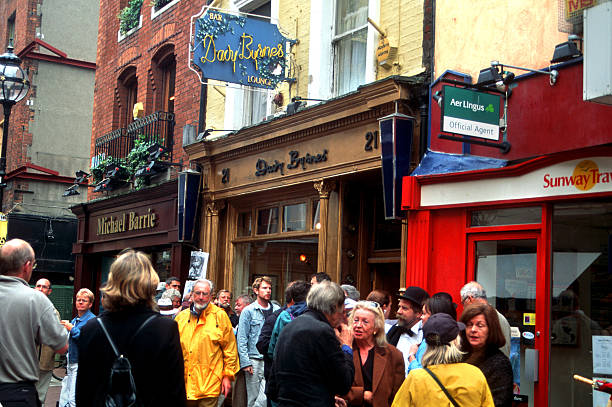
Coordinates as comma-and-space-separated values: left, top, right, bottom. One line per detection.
386, 286, 429, 375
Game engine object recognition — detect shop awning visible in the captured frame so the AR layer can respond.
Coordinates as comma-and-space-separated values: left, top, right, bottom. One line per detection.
411, 150, 507, 176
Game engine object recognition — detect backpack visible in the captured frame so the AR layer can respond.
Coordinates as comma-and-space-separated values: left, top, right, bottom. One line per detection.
96, 315, 157, 407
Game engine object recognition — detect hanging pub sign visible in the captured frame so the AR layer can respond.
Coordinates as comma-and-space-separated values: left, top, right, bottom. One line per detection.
191, 8, 296, 89
441, 86, 501, 140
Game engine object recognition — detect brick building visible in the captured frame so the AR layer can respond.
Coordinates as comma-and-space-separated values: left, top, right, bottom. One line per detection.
0, 0, 97, 308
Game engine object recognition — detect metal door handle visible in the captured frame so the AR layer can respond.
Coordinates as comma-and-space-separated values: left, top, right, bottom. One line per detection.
525, 348, 539, 382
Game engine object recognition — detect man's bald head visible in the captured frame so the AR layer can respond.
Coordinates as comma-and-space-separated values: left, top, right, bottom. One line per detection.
35, 278, 52, 296
0, 239, 36, 280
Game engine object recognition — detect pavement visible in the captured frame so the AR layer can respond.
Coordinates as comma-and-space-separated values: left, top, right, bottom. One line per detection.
44, 377, 62, 407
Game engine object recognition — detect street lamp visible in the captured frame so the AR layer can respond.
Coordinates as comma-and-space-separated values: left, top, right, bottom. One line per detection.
0, 41, 30, 211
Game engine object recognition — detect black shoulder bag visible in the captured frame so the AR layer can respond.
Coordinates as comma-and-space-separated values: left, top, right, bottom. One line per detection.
97, 315, 157, 407
423, 366, 460, 407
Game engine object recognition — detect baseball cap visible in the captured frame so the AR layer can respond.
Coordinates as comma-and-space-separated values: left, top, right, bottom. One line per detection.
422, 313, 466, 345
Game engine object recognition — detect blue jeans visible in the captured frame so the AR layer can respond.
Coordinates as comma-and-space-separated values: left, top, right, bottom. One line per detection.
58, 362, 78, 407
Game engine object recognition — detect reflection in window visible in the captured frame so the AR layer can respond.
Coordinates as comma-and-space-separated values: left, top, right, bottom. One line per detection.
313, 200, 321, 230
257, 207, 278, 235
237, 212, 252, 237
283, 203, 306, 232
550, 202, 612, 407
233, 238, 318, 302
471, 207, 542, 227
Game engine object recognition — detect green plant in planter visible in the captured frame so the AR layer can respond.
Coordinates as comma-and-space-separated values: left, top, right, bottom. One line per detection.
91, 156, 115, 185
118, 0, 143, 35
126, 135, 166, 190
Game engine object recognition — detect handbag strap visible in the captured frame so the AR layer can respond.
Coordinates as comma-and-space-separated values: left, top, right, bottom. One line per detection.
423, 367, 460, 407
96, 314, 157, 357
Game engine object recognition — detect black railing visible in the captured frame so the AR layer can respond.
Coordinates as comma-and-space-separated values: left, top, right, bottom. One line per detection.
94, 111, 175, 164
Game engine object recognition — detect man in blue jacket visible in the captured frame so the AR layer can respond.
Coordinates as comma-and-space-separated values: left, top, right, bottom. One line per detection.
237, 276, 279, 407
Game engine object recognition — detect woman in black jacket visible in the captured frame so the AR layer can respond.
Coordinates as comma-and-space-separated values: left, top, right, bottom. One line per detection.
75, 250, 186, 406
460, 303, 513, 407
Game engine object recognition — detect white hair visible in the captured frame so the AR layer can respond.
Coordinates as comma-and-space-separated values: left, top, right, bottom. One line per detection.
460, 281, 486, 303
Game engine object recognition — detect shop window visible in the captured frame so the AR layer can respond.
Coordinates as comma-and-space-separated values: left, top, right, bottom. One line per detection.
233, 238, 318, 302
151, 249, 172, 282
257, 207, 279, 235
549, 201, 612, 407
333, 0, 368, 96
312, 200, 321, 230
237, 211, 252, 237
283, 203, 307, 232
471, 207, 542, 227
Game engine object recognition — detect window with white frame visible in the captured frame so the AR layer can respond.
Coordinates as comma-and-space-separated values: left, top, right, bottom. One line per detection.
333, 0, 369, 96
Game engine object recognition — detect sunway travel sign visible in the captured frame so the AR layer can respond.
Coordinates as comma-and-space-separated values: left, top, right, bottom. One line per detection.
441, 86, 501, 140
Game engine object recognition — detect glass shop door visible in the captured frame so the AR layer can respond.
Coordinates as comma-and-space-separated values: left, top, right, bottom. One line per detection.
468, 231, 546, 407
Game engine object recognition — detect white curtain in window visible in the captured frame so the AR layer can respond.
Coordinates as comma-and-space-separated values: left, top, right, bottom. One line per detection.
334, 0, 368, 95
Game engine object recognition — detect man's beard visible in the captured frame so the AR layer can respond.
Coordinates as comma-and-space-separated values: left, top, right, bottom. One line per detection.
193, 301, 209, 312
397, 315, 419, 328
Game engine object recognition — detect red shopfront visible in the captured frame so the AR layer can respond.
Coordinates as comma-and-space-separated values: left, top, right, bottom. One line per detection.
401, 61, 612, 406
403, 148, 612, 406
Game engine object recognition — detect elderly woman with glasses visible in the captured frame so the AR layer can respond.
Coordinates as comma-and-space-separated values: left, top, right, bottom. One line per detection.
460, 303, 513, 407
342, 301, 405, 407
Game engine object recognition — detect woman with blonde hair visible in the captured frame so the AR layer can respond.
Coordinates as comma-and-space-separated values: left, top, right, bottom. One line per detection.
75, 250, 186, 406
343, 301, 405, 407
392, 313, 494, 406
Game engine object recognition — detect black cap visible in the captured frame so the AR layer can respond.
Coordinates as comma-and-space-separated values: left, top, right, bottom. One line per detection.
422, 313, 466, 345
398, 286, 429, 307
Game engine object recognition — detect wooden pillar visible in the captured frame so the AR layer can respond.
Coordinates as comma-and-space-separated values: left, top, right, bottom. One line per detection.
204, 200, 225, 283
314, 179, 336, 278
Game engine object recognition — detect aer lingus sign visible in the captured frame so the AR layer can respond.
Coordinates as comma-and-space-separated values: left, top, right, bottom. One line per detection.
192, 9, 295, 89
441, 86, 501, 140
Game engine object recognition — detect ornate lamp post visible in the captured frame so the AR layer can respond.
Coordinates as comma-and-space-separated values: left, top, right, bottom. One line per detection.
0, 42, 30, 211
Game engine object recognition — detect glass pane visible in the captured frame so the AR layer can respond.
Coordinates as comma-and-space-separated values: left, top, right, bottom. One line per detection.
550, 202, 612, 407
335, 0, 368, 35
475, 239, 537, 407
237, 212, 252, 237
283, 203, 306, 232
257, 207, 279, 235
471, 207, 542, 227
312, 200, 321, 230
335, 28, 367, 95
233, 238, 318, 303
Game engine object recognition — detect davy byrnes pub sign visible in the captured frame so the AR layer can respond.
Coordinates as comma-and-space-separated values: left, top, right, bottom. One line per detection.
192, 9, 295, 89
441, 86, 501, 140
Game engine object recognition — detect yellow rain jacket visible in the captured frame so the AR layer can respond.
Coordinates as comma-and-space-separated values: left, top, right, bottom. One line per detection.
175, 303, 239, 400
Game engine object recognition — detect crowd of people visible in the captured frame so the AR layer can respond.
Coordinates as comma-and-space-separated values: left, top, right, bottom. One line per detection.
0, 239, 518, 407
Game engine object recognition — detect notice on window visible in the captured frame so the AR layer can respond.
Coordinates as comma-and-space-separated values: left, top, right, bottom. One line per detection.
592, 336, 612, 375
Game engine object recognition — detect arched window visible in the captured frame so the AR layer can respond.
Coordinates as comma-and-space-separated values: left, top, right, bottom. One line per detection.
152, 45, 175, 114
117, 67, 138, 128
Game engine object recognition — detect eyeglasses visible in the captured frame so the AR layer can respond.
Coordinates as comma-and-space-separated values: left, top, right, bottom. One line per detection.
193, 290, 211, 297
35, 284, 49, 289
27, 259, 37, 270
363, 301, 381, 309
466, 322, 488, 330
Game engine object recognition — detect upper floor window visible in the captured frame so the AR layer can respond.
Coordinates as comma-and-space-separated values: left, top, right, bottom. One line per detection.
118, 68, 138, 128
333, 0, 368, 96
6, 13, 15, 49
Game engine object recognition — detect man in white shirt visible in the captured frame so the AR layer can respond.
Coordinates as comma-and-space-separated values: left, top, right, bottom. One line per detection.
386, 286, 429, 375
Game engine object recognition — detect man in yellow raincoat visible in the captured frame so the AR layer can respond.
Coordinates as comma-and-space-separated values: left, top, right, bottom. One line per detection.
175, 278, 239, 407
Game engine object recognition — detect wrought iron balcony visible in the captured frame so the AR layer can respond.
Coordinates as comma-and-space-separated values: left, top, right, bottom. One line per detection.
94, 111, 175, 163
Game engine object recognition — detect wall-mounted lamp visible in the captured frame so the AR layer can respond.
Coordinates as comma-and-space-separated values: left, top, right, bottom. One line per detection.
63, 170, 93, 196
477, 67, 515, 92
432, 90, 443, 107
551, 38, 582, 64
286, 96, 326, 115
490, 60, 559, 86
196, 128, 236, 141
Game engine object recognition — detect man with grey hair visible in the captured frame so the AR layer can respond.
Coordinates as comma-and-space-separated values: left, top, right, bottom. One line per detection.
341, 284, 360, 301
0, 239, 68, 406
460, 281, 511, 357
175, 279, 239, 406
267, 281, 354, 406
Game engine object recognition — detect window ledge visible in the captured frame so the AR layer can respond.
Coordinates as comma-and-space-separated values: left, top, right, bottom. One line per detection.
118, 15, 143, 42
151, 0, 180, 20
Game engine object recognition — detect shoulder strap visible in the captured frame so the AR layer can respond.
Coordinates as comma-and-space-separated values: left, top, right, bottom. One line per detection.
96, 314, 158, 357
423, 367, 460, 407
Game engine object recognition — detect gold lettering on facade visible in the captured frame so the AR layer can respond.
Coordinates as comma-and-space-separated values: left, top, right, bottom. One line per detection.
96, 208, 157, 236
